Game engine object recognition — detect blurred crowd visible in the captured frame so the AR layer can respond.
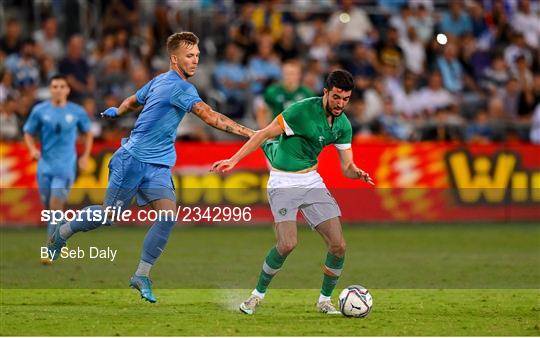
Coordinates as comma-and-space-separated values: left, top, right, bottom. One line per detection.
1, 0, 539, 144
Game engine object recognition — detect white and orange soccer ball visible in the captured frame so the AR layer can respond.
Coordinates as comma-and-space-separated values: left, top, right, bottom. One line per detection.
338, 285, 373, 318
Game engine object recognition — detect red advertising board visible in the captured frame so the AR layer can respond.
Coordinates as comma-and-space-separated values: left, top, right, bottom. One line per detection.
1, 141, 539, 225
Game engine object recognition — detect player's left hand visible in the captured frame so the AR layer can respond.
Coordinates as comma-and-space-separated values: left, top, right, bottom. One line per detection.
78, 155, 90, 171
211, 159, 237, 173
101, 107, 119, 118
355, 168, 374, 185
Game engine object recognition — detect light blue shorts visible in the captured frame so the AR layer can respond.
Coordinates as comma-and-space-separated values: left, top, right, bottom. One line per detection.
104, 147, 176, 208
37, 173, 73, 208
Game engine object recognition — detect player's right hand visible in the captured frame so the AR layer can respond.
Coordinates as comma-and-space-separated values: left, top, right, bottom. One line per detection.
211, 159, 237, 173
101, 107, 119, 118
30, 149, 41, 161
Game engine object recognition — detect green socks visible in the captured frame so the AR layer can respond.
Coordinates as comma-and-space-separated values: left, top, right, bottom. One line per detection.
321, 252, 344, 297
255, 247, 287, 294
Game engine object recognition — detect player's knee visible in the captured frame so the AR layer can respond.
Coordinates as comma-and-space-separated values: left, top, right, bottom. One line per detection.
277, 240, 297, 256
329, 240, 346, 257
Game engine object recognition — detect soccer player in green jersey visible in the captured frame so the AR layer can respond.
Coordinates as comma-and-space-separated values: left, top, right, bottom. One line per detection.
255, 60, 315, 128
212, 70, 374, 314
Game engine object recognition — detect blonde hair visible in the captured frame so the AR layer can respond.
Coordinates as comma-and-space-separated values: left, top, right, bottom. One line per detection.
166, 32, 199, 55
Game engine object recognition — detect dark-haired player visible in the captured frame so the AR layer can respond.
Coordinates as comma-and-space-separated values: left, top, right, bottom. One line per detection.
212, 70, 374, 314
23, 75, 93, 245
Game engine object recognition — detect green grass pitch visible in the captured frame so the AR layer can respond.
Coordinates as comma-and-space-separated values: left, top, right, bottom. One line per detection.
1, 224, 539, 336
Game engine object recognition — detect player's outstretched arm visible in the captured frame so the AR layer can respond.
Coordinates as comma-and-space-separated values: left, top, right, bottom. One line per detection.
337, 148, 374, 185
212, 118, 284, 173
191, 101, 254, 138
101, 95, 140, 118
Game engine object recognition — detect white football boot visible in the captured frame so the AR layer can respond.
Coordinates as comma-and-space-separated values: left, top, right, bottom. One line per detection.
239, 294, 262, 315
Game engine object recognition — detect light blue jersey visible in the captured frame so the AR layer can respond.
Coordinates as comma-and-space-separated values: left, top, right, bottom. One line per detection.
23, 101, 91, 180
121, 70, 203, 167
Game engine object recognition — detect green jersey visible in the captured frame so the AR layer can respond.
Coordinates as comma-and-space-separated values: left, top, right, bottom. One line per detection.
263, 84, 315, 120
263, 97, 353, 172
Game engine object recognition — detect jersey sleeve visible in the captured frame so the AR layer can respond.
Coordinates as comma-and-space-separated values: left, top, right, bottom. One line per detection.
334, 118, 352, 150
23, 106, 41, 135
170, 83, 203, 112
76, 106, 91, 133
135, 79, 155, 105
277, 101, 307, 136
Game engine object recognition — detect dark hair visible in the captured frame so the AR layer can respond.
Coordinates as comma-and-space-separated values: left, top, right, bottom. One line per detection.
166, 32, 199, 55
49, 74, 69, 85
325, 70, 354, 91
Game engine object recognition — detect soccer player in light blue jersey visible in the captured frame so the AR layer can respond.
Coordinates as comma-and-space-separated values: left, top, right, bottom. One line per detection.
23, 75, 93, 247
47, 32, 254, 302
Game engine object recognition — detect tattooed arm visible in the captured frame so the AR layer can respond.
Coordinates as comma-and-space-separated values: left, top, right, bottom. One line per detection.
191, 101, 254, 138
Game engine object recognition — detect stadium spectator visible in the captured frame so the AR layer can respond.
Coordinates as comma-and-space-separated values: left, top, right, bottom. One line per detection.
214, 43, 250, 120
376, 27, 404, 71
511, 55, 534, 90
409, 4, 434, 44
229, 2, 258, 64
436, 43, 464, 93
121, 66, 150, 101
378, 0, 408, 15
0, 18, 23, 57
32, 17, 64, 61
327, 0, 374, 44
418, 71, 455, 115
379, 96, 412, 140
274, 24, 301, 61
362, 77, 386, 124
468, 1, 489, 39
36, 55, 58, 100
460, 33, 491, 80
81, 97, 103, 139
347, 43, 378, 81
4, 39, 40, 90
399, 26, 426, 75
481, 54, 511, 95
251, 0, 288, 41
487, 1, 514, 50
439, 0, 473, 38
504, 32, 533, 72
501, 78, 521, 119
389, 5, 414, 40
419, 107, 463, 142
308, 32, 333, 72
0, 95, 20, 141
466, 109, 493, 143
0, 70, 16, 103
517, 73, 540, 119
297, 13, 327, 47
393, 71, 423, 118
302, 58, 325, 95
58, 35, 96, 103
247, 32, 282, 95
486, 97, 510, 141
511, 0, 540, 49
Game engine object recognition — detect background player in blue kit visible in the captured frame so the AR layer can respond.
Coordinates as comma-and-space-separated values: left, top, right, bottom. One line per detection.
23, 75, 93, 246
47, 32, 254, 302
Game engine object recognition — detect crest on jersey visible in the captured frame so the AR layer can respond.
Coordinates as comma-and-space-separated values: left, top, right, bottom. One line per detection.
65, 114, 74, 123
279, 208, 287, 216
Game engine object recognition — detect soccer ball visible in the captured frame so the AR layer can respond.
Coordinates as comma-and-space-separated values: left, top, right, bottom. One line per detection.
338, 285, 373, 318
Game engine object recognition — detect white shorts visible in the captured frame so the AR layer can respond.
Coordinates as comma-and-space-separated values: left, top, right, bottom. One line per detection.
267, 170, 341, 228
